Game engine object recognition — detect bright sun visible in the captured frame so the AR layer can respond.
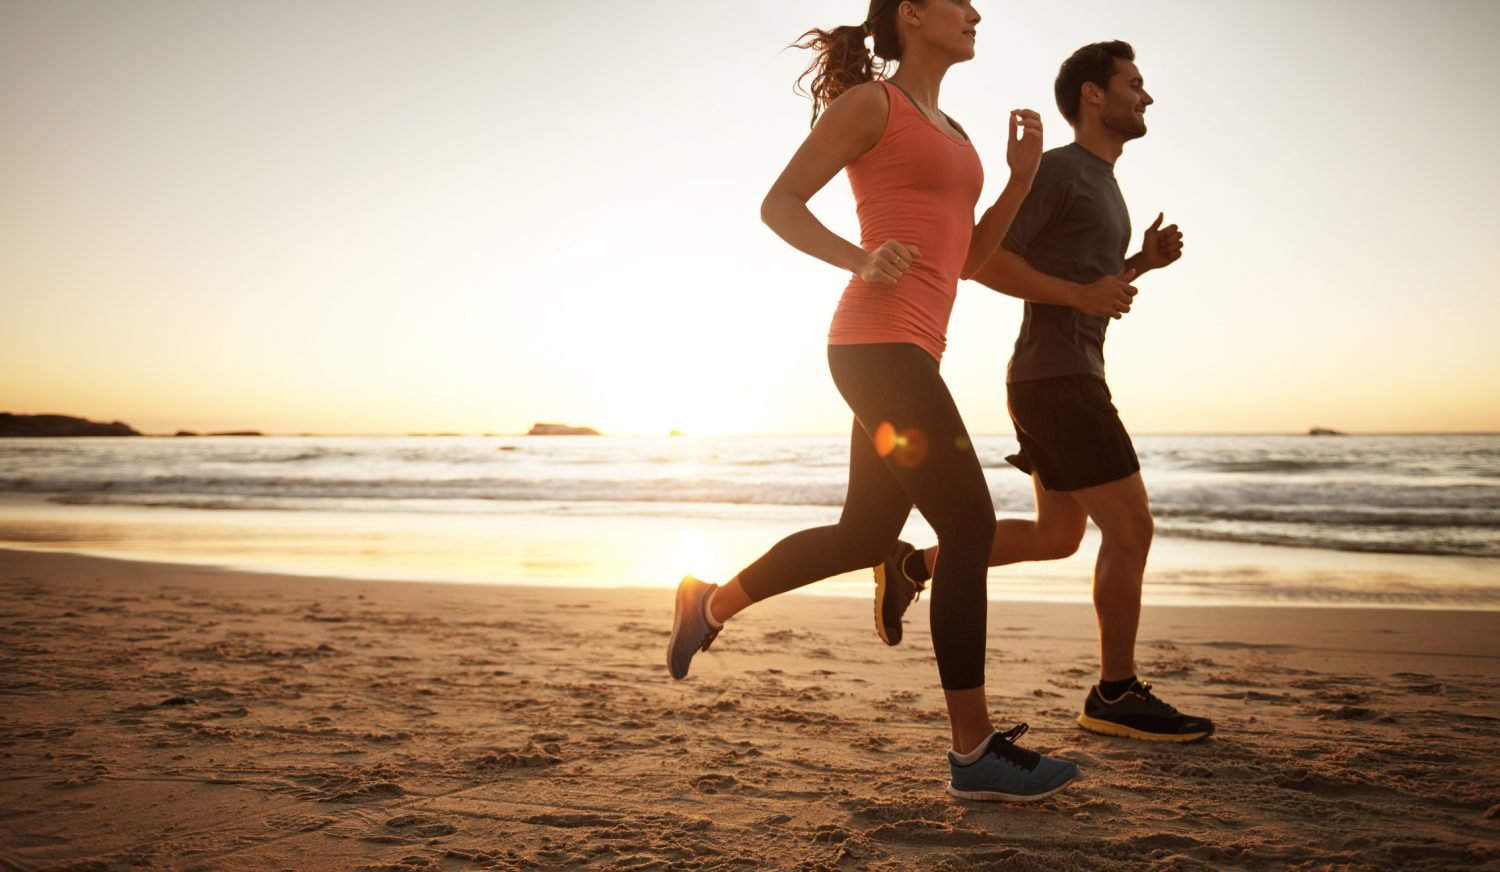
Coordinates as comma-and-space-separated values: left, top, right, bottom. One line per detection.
604, 368, 768, 436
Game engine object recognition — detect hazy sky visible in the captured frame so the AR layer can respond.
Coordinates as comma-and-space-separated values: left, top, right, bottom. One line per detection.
3, 0, 1498, 435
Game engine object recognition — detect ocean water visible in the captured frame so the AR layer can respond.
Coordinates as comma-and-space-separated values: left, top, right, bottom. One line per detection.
2, 434, 1497, 557
0, 434, 1497, 607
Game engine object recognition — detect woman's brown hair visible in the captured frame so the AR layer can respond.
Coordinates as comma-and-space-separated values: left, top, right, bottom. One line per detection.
793, 0, 916, 127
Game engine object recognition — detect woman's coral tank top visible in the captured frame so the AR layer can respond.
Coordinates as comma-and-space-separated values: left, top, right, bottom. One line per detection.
827, 81, 984, 362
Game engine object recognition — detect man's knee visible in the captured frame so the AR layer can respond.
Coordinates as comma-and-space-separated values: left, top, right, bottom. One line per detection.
1134, 510, 1155, 546
1038, 524, 1085, 560
1100, 508, 1153, 555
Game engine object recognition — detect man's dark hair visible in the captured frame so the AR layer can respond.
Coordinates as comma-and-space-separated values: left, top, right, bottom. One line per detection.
1054, 41, 1135, 125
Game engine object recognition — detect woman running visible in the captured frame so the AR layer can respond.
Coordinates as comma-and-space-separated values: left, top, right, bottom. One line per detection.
665, 0, 1078, 801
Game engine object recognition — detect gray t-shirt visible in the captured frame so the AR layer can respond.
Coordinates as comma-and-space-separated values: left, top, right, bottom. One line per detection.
1002, 143, 1131, 384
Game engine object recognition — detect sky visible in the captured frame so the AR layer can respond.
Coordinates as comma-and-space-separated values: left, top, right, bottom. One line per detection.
3, 0, 1498, 436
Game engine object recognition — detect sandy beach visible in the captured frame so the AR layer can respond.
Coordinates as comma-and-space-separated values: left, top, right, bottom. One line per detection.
1, 547, 1497, 870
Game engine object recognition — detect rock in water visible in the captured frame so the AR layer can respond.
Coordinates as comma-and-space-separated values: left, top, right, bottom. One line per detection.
0, 413, 140, 437
527, 423, 602, 436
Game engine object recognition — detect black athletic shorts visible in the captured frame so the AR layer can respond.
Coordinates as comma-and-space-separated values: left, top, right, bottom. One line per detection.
1005, 374, 1140, 492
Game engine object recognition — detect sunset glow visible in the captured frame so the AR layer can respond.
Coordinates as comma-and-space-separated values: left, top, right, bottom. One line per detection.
3, 1, 1497, 436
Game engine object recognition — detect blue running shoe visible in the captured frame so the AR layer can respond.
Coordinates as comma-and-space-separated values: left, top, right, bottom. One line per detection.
666, 575, 720, 680
946, 724, 1079, 802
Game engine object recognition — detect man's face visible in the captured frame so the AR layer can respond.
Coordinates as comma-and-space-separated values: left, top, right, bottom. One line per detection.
1099, 59, 1153, 141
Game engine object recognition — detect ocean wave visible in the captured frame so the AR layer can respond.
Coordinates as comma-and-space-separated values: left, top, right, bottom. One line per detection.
1177, 459, 1361, 475
250, 450, 354, 463
1153, 523, 1500, 559
9, 473, 1497, 512
6, 474, 856, 508
1156, 505, 1500, 529
1152, 480, 1500, 511
30, 492, 1500, 559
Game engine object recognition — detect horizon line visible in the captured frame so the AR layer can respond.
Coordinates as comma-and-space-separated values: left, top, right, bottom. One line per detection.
91, 429, 1500, 439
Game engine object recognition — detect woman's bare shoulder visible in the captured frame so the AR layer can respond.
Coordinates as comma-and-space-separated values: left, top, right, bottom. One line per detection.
814, 80, 890, 145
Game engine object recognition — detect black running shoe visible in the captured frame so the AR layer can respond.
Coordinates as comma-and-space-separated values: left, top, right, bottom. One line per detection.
873, 540, 926, 646
1077, 680, 1215, 743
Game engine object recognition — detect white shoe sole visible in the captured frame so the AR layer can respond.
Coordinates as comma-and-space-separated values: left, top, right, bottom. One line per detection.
946, 774, 1077, 802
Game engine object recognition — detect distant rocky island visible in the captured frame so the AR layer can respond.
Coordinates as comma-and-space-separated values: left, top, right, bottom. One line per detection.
0, 413, 269, 437
175, 430, 265, 437
4, 412, 595, 438
528, 422, 602, 436
1308, 427, 1345, 436
0, 413, 140, 437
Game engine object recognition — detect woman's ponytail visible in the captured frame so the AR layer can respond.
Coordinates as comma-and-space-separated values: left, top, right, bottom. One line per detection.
792, 2, 911, 127
793, 24, 879, 127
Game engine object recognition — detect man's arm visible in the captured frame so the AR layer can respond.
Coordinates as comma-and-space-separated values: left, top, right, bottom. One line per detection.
971, 249, 1138, 319
962, 177, 1033, 280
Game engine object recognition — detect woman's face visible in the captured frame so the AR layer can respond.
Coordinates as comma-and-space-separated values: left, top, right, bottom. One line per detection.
903, 0, 982, 62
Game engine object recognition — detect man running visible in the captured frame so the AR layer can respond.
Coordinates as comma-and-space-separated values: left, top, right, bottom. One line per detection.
875, 40, 1215, 743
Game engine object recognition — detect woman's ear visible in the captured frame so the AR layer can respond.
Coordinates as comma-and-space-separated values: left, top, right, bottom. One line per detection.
896, 0, 923, 29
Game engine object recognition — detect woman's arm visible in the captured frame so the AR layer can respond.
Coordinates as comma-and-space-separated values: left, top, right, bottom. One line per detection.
961, 109, 1043, 280
760, 83, 918, 287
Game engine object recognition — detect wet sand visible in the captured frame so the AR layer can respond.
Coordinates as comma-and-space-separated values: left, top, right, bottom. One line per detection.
1, 548, 1497, 870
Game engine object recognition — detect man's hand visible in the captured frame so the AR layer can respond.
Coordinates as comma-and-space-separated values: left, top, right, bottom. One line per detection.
1073, 269, 1138, 319
1137, 213, 1184, 271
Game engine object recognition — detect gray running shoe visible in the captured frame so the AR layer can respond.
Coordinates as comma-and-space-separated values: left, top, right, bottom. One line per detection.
1077, 680, 1215, 743
874, 540, 925, 646
946, 724, 1080, 802
666, 575, 720, 680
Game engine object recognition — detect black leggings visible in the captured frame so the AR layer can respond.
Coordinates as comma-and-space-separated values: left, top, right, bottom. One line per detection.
737, 343, 996, 690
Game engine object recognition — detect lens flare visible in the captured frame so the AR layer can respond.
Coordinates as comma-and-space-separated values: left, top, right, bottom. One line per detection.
873, 422, 931, 467
893, 428, 929, 468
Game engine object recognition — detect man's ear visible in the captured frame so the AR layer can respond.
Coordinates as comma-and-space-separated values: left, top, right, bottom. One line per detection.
1080, 81, 1105, 109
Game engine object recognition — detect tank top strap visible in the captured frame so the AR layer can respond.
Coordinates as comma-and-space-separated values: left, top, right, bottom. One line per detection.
879, 80, 915, 122
880, 80, 969, 144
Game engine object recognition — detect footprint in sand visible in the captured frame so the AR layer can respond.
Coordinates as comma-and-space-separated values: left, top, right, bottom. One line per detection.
1313, 705, 1379, 721
521, 811, 622, 828
865, 820, 999, 847
291, 770, 406, 803
465, 742, 561, 770
692, 773, 743, 794
265, 812, 337, 833
1207, 690, 1291, 703
382, 814, 458, 838
844, 795, 960, 826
